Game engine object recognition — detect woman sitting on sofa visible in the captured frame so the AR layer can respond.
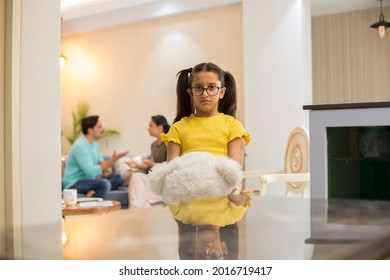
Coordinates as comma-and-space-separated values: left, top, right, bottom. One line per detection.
127, 115, 170, 208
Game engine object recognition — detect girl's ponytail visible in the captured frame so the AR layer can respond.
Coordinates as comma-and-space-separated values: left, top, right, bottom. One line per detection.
219, 71, 237, 118
174, 68, 194, 123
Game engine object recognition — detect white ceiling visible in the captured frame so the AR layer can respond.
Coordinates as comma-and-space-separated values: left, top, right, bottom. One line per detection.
61, 0, 389, 18
60, 0, 165, 19
311, 0, 388, 16
60, 0, 390, 35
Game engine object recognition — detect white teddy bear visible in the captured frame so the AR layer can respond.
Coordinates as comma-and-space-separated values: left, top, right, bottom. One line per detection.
148, 151, 242, 204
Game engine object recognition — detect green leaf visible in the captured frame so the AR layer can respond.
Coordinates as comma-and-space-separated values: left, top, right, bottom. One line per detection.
65, 136, 75, 145
63, 101, 91, 145
62, 101, 121, 150
103, 129, 120, 138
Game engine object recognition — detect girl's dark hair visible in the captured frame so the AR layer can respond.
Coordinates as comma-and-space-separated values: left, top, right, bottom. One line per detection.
173, 62, 237, 123
151, 115, 171, 133
81, 115, 99, 135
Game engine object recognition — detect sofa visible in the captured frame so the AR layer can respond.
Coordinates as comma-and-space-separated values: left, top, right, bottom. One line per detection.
102, 156, 132, 208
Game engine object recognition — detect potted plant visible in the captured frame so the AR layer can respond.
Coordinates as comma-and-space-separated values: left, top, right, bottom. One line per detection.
63, 101, 120, 146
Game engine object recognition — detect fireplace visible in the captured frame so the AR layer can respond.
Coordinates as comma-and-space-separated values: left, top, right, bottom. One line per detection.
327, 126, 390, 201
303, 102, 390, 242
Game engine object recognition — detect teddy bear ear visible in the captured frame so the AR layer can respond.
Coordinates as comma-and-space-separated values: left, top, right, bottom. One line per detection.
214, 157, 243, 189
148, 161, 174, 196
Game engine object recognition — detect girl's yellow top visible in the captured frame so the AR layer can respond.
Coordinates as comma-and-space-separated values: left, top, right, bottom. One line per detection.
161, 113, 251, 226
162, 113, 251, 157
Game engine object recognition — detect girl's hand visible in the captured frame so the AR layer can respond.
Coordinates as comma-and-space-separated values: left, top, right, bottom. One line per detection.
230, 182, 242, 195
230, 188, 239, 195
228, 188, 247, 206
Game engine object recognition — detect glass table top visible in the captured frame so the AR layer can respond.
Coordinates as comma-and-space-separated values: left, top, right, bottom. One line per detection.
60, 195, 390, 260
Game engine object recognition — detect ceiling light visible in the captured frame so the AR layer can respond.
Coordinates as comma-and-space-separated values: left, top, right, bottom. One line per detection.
371, 0, 390, 38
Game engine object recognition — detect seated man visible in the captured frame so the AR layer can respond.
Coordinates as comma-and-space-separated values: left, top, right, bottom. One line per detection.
62, 115, 128, 198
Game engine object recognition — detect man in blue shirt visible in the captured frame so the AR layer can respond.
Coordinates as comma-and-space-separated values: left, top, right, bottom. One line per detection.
62, 115, 128, 198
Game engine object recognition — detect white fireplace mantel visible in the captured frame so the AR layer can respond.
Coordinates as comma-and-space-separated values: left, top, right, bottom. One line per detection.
303, 101, 390, 242
304, 101, 390, 200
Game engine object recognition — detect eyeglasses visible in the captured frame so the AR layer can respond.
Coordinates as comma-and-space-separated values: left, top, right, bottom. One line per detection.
190, 85, 221, 96
194, 247, 225, 260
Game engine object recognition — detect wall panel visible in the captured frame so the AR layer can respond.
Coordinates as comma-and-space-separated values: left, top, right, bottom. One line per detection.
312, 7, 390, 104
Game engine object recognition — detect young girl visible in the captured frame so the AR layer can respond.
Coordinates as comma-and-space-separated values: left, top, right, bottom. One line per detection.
127, 115, 170, 208
161, 62, 251, 259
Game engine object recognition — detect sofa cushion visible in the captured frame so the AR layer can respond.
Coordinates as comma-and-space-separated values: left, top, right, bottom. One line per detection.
103, 186, 129, 209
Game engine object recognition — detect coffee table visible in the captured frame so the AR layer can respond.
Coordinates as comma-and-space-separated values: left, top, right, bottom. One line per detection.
62, 200, 121, 217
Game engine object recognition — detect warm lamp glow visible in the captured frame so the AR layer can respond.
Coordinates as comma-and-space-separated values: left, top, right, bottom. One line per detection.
60, 53, 67, 69
62, 217, 68, 246
379, 25, 386, 38
62, 231, 68, 245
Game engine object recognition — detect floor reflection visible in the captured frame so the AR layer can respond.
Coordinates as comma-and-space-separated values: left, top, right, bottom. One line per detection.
62, 195, 390, 260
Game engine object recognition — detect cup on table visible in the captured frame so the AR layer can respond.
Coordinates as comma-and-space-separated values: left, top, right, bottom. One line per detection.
63, 189, 78, 206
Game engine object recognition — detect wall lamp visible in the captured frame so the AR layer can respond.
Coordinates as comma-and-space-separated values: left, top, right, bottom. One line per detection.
60, 53, 67, 69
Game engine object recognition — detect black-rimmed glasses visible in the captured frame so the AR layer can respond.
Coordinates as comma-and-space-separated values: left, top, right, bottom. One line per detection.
190, 85, 221, 96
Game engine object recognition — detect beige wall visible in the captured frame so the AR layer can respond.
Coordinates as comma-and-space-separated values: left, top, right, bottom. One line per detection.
312, 6, 390, 104
61, 4, 243, 156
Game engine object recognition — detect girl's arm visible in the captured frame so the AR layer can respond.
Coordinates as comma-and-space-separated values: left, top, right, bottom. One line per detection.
228, 137, 246, 205
228, 137, 245, 168
167, 142, 181, 162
